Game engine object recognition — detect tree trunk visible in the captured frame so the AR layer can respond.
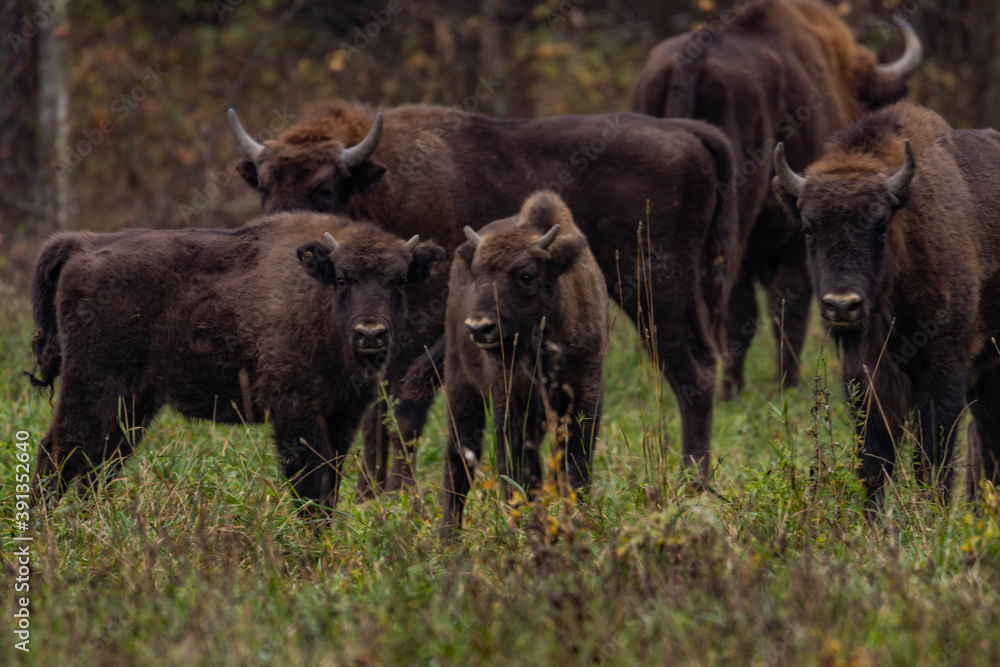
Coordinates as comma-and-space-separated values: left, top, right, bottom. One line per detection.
478, 0, 507, 117
38, 0, 77, 231
0, 0, 41, 233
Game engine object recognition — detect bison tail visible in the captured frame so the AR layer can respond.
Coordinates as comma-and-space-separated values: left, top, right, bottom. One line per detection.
631, 42, 703, 119
695, 127, 740, 354
663, 55, 702, 119
399, 337, 446, 401
23, 235, 78, 396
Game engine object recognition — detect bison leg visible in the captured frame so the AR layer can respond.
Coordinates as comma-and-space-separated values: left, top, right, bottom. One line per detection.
616, 264, 717, 481
913, 380, 965, 503
664, 351, 716, 482
273, 412, 343, 513
78, 393, 160, 497
386, 393, 435, 492
441, 380, 486, 537
968, 366, 1000, 494
356, 401, 389, 500
33, 367, 157, 505
965, 421, 984, 503
558, 388, 602, 497
721, 270, 756, 399
851, 383, 902, 513
765, 257, 811, 390
494, 384, 544, 502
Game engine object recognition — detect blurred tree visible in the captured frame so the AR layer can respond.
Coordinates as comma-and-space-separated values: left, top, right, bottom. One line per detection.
1, 0, 41, 234
38, 0, 78, 230
3, 0, 995, 240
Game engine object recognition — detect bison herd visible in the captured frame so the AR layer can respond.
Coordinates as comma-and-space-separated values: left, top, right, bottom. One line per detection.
26, 0, 1000, 532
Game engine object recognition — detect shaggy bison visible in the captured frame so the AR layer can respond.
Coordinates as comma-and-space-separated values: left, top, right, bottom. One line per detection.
228, 101, 737, 485
631, 0, 922, 396
27, 212, 445, 509
772, 102, 1000, 506
440, 191, 607, 535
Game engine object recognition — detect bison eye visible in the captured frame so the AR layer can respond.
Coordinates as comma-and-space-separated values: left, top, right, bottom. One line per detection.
336, 276, 347, 288
519, 272, 535, 286
310, 183, 337, 208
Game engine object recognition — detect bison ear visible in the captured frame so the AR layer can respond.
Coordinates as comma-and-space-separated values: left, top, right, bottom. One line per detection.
771, 177, 802, 220
236, 158, 259, 189
546, 234, 587, 276
347, 160, 387, 194
857, 70, 910, 110
407, 242, 446, 284
297, 242, 335, 285
456, 242, 475, 265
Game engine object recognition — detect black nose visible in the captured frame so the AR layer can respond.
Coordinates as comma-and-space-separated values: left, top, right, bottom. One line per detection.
821, 292, 865, 325
465, 318, 499, 348
352, 322, 388, 351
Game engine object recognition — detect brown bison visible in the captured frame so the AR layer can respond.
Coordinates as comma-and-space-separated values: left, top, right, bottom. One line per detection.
630, 0, 922, 397
228, 101, 738, 485
440, 191, 607, 535
27, 212, 445, 509
772, 101, 1000, 507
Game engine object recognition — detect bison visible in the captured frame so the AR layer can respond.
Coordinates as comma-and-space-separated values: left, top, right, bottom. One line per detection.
26, 211, 445, 510
630, 0, 922, 397
439, 191, 607, 535
771, 101, 1000, 507
228, 101, 738, 486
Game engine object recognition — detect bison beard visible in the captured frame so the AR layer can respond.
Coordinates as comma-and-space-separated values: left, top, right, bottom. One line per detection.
26, 211, 444, 512
630, 0, 922, 398
772, 101, 1000, 509
229, 100, 738, 489
440, 192, 608, 537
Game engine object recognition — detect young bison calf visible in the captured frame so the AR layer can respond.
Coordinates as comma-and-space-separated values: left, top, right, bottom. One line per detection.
27, 212, 444, 511
440, 192, 608, 536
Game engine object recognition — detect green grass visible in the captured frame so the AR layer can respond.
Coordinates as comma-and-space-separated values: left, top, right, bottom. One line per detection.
2, 289, 999, 666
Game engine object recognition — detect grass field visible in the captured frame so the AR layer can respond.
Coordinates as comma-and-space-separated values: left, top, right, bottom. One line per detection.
2, 284, 999, 666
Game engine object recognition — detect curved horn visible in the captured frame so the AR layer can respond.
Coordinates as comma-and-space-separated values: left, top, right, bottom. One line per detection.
404, 235, 420, 252
341, 112, 384, 171
323, 232, 340, 254
536, 224, 561, 250
772, 143, 806, 199
876, 16, 923, 78
227, 108, 264, 162
463, 226, 483, 249
888, 139, 916, 197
